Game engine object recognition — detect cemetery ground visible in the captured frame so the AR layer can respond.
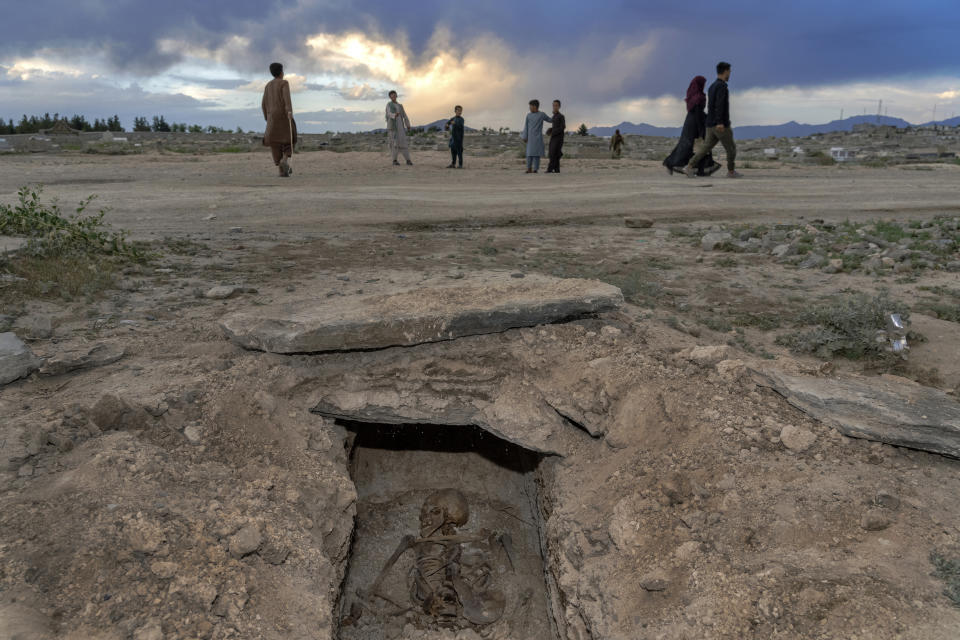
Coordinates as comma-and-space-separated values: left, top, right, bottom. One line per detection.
2, 146, 960, 640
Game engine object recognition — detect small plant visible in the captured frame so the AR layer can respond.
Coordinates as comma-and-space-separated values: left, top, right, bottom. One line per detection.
774, 291, 909, 360
1, 185, 149, 299
873, 220, 907, 243
931, 552, 960, 607
0, 185, 145, 261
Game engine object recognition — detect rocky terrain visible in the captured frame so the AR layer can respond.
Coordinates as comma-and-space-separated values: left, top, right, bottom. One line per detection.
2, 148, 960, 640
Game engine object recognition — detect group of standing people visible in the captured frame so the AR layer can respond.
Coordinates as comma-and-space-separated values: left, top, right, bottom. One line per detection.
261, 59, 741, 179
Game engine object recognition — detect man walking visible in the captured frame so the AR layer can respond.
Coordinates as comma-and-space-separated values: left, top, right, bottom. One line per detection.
610, 129, 625, 159
520, 99, 552, 173
445, 105, 465, 168
386, 90, 413, 166
685, 61, 741, 179
545, 99, 566, 173
261, 62, 297, 177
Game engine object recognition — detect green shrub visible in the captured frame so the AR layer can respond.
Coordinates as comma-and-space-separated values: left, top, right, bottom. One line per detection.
775, 291, 908, 360
0, 185, 145, 261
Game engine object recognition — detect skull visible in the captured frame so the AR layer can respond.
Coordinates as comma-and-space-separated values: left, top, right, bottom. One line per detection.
419, 489, 469, 536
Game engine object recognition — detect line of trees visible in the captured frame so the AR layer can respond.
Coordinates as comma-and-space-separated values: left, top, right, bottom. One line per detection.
0, 113, 124, 134
1, 113, 245, 135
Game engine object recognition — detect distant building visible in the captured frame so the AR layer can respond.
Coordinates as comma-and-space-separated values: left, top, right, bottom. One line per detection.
763, 148, 779, 159
830, 147, 857, 162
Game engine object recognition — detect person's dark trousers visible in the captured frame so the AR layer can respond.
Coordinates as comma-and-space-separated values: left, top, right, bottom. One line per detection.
688, 126, 736, 172
547, 137, 564, 172
450, 147, 463, 167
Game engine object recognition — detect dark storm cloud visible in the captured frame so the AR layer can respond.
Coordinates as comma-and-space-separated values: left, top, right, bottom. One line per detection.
3, 0, 956, 100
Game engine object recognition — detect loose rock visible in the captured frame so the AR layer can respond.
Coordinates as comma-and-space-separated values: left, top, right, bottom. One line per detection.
685, 345, 731, 366
229, 524, 262, 558
89, 393, 138, 431
701, 232, 732, 251
205, 285, 257, 300
638, 571, 669, 592
625, 217, 654, 229
779, 424, 817, 452
874, 490, 900, 510
860, 508, 893, 531
0, 332, 42, 385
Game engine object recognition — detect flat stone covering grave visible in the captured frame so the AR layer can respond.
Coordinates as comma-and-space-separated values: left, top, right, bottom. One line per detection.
220, 272, 623, 353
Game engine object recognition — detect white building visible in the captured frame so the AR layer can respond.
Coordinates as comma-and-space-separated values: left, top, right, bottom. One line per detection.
830, 147, 857, 162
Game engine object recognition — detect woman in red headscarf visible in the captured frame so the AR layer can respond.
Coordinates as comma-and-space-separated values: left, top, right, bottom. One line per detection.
663, 75, 721, 176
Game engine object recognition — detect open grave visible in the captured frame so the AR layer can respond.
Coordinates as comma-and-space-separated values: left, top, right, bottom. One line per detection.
335, 421, 556, 640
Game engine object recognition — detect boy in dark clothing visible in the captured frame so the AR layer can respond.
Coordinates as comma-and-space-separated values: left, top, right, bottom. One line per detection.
445, 105, 465, 168
686, 61, 741, 179
545, 100, 566, 173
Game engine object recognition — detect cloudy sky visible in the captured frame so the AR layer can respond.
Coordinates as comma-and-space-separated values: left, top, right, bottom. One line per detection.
1, 1, 957, 132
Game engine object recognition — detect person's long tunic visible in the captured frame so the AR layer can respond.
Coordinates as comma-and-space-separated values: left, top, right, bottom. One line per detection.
521, 111, 552, 157
262, 78, 297, 148
386, 101, 411, 150
447, 116, 465, 152
663, 103, 715, 174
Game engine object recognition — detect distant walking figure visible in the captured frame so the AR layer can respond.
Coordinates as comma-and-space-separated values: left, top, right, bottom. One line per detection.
610, 129, 625, 159
685, 62, 741, 178
386, 90, 413, 166
664, 76, 721, 176
520, 99, 552, 173
445, 105, 465, 168
546, 100, 566, 173
262, 62, 297, 177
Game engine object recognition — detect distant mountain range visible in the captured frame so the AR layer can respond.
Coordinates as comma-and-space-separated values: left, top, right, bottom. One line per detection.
589, 115, 960, 140
370, 118, 478, 134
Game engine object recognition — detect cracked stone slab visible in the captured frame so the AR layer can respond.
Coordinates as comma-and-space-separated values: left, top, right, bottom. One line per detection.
0, 332, 41, 386
754, 370, 960, 458
220, 273, 623, 353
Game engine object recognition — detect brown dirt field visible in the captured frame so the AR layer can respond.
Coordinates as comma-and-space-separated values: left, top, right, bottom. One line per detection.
2, 149, 960, 640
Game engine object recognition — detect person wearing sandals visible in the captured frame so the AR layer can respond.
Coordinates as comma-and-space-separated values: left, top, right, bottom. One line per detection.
261, 62, 297, 177
663, 75, 720, 177
386, 90, 413, 166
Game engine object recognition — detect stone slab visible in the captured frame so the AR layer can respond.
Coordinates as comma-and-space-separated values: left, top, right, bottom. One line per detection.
0, 332, 41, 385
754, 370, 960, 458
221, 273, 623, 353
39, 343, 125, 376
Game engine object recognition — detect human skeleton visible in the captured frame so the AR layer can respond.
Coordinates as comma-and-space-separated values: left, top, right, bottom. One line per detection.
350, 489, 510, 629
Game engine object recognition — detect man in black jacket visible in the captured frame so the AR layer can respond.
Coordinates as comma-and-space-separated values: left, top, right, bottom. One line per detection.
685, 61, 741, 178
545, 100, 566, 173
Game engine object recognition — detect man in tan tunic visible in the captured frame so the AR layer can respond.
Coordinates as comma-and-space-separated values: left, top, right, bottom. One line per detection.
385, 90, 413, 165
262, 62, 297, 177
